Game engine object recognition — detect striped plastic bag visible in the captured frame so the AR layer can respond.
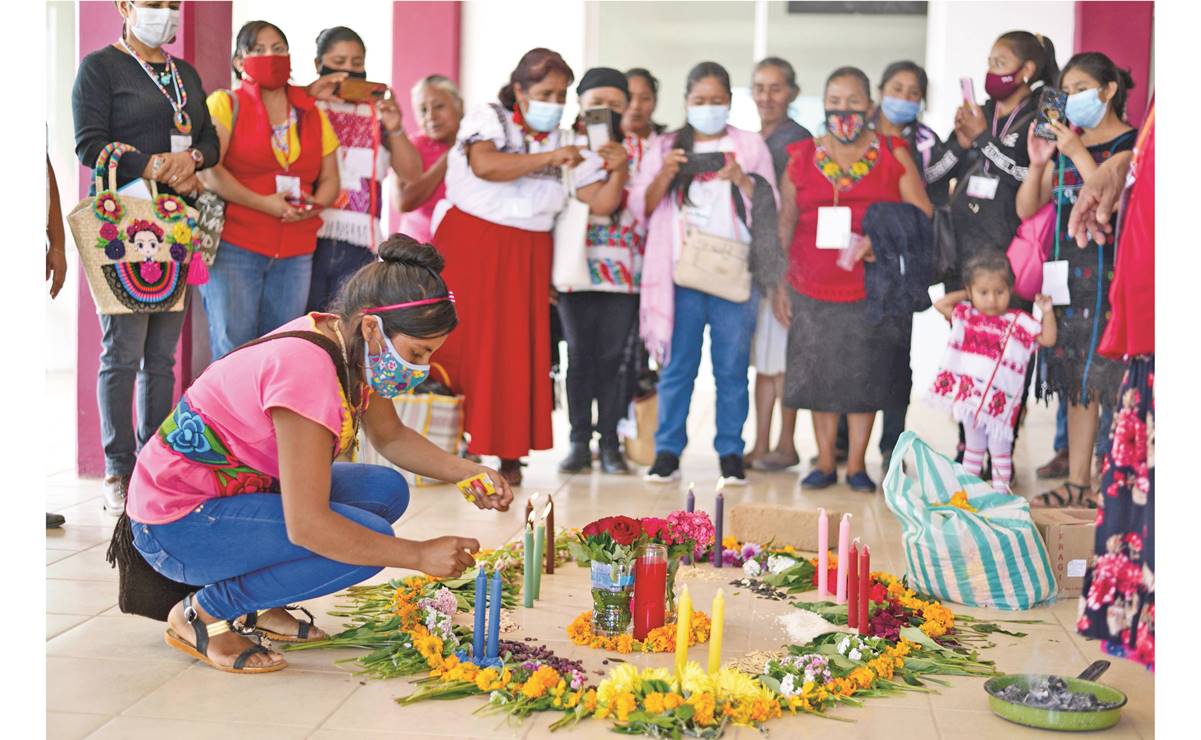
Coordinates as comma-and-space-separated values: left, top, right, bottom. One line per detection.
882, 431, 1057, 610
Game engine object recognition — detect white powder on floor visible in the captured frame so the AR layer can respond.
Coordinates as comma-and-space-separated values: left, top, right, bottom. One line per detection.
776, 609, 846, 646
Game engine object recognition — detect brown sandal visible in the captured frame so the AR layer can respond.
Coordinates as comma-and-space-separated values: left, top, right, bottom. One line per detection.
164, 594, 285, 674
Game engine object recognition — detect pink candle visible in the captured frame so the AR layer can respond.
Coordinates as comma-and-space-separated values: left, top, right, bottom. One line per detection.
847, 541, 859, 628
858, 545, 871, 636
835, 514, 851, 604
817, 508, 829, 597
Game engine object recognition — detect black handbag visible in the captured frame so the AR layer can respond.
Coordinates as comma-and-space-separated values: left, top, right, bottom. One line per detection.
929, 150, 987, 287
105, 330, 352, 621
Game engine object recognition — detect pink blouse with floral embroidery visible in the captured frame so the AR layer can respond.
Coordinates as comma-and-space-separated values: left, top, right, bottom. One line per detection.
927, 302, 1042, 443
126, 313, 364, 525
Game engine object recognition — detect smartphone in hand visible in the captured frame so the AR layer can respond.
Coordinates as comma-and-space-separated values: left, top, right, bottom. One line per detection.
678, 151, 725, 176
337, 78, 388, 103
584, 107, 623, 151
960, 77, 976, 106
1034, 88, 1068, 140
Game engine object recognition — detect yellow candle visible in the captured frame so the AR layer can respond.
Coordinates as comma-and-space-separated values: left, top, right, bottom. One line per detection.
674, 585, 692, 680
707, 588, 725, 674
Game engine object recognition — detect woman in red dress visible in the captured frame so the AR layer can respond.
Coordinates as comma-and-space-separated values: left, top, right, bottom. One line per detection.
433, 48, 584, 485
775, 66, 932, 493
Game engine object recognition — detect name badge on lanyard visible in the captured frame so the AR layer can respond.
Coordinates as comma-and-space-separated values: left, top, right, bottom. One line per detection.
816, 206, 852, 249
966, 175, 999, 200
275, 175, 301, 199
170, 133, 192, 154
1042, 260, 1071, 305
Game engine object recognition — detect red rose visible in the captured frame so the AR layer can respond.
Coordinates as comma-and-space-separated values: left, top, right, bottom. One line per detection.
604, 516, 641, 546
640, 517, 669, 543
582, 517, 613, 540
869, 581, 888, 604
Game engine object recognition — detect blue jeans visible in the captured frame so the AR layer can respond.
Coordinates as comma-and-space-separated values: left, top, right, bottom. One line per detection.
198, 240, 314, 360
132, 463, 409, 620
98, 310, 187, 477
306, 238, 376, 313
655, 286, 758, 457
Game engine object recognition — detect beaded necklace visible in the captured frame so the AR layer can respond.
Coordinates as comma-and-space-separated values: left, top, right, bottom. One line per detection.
118, 37, 191, 135
813, 134, 880, 194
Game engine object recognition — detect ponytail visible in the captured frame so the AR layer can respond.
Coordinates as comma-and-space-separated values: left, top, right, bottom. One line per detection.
998, 30, 1059, 90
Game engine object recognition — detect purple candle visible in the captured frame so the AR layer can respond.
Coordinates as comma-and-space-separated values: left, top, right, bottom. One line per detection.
712, 492, 724, 568
686, 483, 695, 512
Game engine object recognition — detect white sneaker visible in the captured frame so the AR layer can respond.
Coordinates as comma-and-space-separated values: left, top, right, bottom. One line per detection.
102, 476, 128, 516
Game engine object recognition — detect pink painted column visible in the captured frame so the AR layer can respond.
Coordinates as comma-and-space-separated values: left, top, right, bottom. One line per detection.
388, 1, 461, 235
1074, 1, 1154, 128
75, 1, 231, 477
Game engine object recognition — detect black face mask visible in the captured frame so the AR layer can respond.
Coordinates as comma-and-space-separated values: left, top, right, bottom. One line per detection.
319, 65, 367, 79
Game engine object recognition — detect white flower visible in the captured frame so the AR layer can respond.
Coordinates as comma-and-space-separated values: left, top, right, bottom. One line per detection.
767, 555, 798, 574
837, 637, 850, 655
848, 648, 863, 661
779, 673, 799, 698
742, 559, 763, 578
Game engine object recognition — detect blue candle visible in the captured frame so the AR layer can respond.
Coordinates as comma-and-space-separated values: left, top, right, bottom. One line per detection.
485, 570, 502, 660
473, 566, 486, 659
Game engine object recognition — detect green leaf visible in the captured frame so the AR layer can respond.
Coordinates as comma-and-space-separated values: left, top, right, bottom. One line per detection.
674, 703, 695, 721
758, 674, 783, 694
900, 626, 946, 653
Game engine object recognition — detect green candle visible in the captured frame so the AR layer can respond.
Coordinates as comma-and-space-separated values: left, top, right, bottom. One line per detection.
532, 521, 545, 600
523, 521, 534, 608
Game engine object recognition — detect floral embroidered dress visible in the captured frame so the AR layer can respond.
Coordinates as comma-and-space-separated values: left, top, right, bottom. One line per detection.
928, 302, 1042, 443
126, 313, 366, 525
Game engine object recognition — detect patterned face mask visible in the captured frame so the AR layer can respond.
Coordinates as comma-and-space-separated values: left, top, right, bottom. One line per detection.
364, 316, 429, 398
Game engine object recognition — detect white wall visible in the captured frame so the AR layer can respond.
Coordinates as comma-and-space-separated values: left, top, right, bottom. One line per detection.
45, 0, 78, 374
460, 0, 587, 119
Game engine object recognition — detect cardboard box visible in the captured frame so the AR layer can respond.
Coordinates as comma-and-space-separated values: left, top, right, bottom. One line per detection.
728, 504, 844, 552
1032, 508, 1097, 598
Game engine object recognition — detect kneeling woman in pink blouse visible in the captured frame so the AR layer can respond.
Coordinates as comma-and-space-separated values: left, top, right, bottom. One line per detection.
124, 236, 513, 674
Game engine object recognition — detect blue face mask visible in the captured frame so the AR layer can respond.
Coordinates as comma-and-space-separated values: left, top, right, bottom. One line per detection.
1065, 87, 1107, 129
522, 99, 565, 132
364, 317, 429, 398
686, 105, 729, 136
880, 96, 921, 126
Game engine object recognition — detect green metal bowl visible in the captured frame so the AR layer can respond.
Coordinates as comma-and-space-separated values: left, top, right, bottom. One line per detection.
983, 665, 1128, 732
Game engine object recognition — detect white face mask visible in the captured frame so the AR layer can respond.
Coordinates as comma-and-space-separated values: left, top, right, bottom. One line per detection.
127, 5, 181, 48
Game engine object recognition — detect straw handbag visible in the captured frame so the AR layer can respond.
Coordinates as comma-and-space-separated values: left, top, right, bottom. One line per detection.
359, 363, 466, 487
66, 142, 207, 315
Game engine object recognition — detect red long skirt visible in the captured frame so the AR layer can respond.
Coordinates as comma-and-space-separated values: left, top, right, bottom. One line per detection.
432, 207, 553, 459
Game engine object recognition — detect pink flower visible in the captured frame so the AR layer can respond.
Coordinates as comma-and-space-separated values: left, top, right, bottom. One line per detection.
99, 222, 118, 240
1110, 408, 1148, 468
665, 510, 715, 548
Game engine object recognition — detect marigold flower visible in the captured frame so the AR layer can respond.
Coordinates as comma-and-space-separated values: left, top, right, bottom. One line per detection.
615, 692, 638, 722
643, 692, 666, 714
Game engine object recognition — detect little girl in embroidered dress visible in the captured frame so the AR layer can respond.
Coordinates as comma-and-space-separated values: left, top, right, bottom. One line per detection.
929, 252, 1057, 492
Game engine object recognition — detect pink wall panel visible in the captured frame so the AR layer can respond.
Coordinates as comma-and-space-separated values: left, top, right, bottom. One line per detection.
1074, 1, 1153, 128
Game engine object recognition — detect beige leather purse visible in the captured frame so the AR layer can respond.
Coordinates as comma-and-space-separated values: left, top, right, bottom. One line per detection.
673, 226, 752, 303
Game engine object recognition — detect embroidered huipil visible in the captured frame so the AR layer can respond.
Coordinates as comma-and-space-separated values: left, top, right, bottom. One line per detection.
928, 302, 1042, 443
126, 313, 367, 525
317, 99, 391, 250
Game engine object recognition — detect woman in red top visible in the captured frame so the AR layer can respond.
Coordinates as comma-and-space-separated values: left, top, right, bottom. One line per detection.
198, 21, 343, 360
775, 67, 932, 493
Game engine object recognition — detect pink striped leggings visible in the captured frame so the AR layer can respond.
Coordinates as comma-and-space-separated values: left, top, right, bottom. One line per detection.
962, 420, 1014, 492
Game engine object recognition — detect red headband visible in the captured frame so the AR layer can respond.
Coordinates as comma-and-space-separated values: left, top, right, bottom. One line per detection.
362, 293, 455, 314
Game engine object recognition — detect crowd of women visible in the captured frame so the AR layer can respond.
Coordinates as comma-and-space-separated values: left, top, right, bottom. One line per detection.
63, 1, 1152, 672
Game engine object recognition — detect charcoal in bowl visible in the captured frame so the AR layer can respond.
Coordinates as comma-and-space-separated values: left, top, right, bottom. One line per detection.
997, 676, 1117, 711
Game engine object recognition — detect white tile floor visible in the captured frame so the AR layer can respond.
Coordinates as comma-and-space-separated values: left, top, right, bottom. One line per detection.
45, 369, 1153, 738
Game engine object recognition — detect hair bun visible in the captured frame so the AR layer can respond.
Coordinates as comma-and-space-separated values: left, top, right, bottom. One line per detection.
378, 234, 445, 273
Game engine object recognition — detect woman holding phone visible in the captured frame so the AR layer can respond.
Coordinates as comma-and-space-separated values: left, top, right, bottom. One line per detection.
305, 26, 409, 312
631, 61, 776, 487
557, 67, 638, 475
433, 48, 583, 486
1016, 52, 1136, 508
197, 21, 343, 360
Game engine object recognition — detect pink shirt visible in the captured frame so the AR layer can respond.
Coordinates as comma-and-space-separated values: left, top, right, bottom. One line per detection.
126, 314, 357, 525
398, 133, 450, 243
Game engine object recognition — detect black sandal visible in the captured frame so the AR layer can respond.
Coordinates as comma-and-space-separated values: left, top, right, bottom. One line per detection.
164, 594, 285, 674
236, 605, 323, 644
1032, 482, 1096, 509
